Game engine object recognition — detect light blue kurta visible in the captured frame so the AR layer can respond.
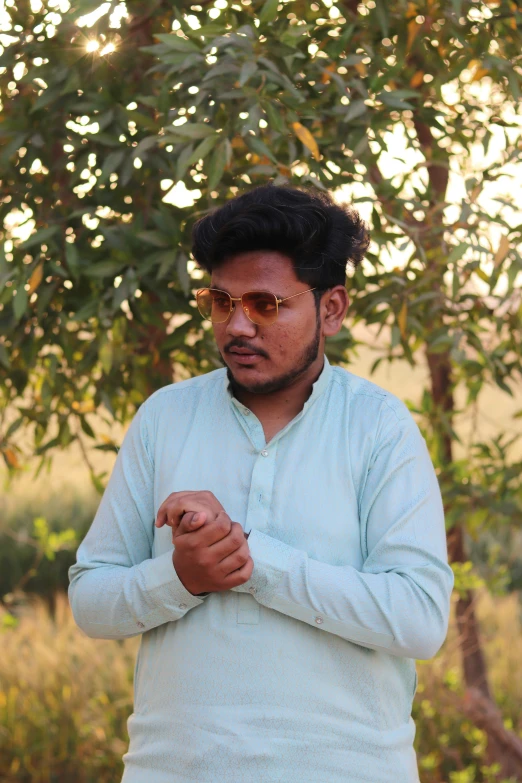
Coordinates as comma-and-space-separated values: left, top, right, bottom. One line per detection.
68, 356, 454, 783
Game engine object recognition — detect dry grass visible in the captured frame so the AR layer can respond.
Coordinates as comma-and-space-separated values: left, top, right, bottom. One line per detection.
0, 593, 138, 783
0, 588, 521, 783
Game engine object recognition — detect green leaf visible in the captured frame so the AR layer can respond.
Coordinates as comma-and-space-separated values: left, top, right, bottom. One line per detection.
98, 338, 113, 374
428, 334, 454, 353
153, 34, 201, 53
80, 416, 95, 439
246, 135, 278, 163
65, 243, 80, 279
19, 226, 58, 250
177, 252, 190, 296
0, 343, 10, 369
136, 231, 170, 248
0, 131, 29, 164
265, 101, 286, 133
180, 134, 220, 180
259, 0, 279, 24
167, 122, 216, 140
13, 286, 28, 321
379, 92, 415, 110
29, 86, 63, 114
132, 135, 160, 159
206, 141, 228, 190
176, 144, 195, 182
98, 150, 126, 185
36, 282, 58, 318
239, 61, 257, 86
452, 269, 459, 299
70, 299, 98, 322
344, 100, 367, 122
84, 260, 126, 278
447, 242, 468, 265
374, 0, 389, 38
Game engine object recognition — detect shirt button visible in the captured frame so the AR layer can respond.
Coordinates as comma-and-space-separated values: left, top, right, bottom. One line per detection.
179, 603, 187, 610
248, 586, 257, 595
137, 621, 145, 628
315, 616, 324, 625
244, 409, 250, 415
261, 449, 268, 457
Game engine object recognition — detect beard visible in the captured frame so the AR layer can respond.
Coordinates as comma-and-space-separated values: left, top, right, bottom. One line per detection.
224, 315, 322, 396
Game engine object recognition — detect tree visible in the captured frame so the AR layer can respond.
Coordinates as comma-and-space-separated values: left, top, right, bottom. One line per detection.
1, 0, 522, 777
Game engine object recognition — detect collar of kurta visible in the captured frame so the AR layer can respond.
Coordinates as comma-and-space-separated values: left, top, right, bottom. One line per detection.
224, 353, 332, 421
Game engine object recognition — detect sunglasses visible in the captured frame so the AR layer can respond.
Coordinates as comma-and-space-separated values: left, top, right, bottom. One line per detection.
196, 287, 317, 327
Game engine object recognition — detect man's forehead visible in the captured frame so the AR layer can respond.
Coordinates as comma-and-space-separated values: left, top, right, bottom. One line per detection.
210, 251, 297, 288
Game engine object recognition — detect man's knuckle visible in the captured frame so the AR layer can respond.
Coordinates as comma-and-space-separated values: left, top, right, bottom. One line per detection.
232, 530, 244, 547
237, 551, 249, 567
217, 515, 231, 532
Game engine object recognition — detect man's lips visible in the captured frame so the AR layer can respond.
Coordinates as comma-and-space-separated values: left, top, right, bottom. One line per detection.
226, 347, 265, 365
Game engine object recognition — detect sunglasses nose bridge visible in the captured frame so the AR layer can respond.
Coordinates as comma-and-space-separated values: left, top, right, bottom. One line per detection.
226, 295, 257, 330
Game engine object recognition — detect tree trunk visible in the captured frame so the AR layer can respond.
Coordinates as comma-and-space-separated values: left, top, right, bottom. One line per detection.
428, 346, 522, 781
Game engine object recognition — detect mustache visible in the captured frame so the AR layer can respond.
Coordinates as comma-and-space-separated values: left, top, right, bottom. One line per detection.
224, 340, 268, 358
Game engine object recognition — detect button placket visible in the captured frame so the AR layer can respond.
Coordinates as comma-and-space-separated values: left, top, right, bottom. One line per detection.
244, 440, 278, 536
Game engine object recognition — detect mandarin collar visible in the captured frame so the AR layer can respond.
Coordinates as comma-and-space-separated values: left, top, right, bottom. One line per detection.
225, 354, 332, 414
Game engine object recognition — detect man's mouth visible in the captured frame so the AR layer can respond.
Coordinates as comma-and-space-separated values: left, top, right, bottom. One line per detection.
227, 347, 265, 364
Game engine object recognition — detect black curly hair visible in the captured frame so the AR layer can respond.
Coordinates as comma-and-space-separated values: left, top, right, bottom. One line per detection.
191, 183, 370, 305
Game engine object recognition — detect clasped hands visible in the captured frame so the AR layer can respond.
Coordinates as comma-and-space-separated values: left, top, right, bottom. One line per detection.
155, 491, 254, 596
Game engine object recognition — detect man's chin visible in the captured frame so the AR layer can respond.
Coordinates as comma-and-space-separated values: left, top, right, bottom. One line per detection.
226, 366, 301, 396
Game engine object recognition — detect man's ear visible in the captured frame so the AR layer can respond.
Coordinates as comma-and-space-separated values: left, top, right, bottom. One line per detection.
322, 286, 349, 337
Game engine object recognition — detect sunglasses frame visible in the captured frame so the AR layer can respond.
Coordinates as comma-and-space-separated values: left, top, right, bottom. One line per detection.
196, 287, 317, 326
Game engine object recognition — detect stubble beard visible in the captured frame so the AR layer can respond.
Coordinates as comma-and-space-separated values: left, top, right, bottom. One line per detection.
224, 316, 322, 396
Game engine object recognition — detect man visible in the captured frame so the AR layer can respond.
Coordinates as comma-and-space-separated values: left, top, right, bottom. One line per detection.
68, 183, 454, 783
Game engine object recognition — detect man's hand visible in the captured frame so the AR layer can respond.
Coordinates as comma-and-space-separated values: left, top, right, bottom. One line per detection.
155, 491, 253, 595
155, 490, 225, 535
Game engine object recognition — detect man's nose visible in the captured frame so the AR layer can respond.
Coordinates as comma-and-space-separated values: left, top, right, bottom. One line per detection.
225, 301, 257, 337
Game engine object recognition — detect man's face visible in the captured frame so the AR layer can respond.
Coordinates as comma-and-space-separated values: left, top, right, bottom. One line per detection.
210, 250, 323, 395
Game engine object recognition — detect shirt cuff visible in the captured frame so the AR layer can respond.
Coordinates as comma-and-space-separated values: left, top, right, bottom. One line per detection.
232, 528, 294, 603
139, 550, 209, 617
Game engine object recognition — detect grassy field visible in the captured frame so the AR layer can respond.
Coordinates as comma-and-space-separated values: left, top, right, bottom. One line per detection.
0, 588, 520, 783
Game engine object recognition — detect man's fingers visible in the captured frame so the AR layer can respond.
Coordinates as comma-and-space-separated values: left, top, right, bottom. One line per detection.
155, 491, 223, 529
176, 511, 206, 537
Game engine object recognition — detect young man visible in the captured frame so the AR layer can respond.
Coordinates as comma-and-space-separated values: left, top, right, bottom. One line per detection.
69, 183, 454, 783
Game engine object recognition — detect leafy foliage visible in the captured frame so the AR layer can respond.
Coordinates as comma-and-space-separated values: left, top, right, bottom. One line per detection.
0, 0, 521, 486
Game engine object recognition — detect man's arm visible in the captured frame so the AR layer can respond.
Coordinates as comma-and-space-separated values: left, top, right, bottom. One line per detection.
233, 407, 455, 661
68, 403, 208, 640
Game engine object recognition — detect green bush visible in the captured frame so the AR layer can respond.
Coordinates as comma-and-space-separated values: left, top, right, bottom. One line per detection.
0, 489, 99, 611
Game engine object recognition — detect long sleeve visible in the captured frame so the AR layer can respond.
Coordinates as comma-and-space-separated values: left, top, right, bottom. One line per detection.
235, 406, 454, 660
68, 402, 207, 640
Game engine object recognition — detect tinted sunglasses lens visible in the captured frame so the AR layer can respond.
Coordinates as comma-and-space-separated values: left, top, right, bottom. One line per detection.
242, 292, 278, 325
197, 289, 231, 322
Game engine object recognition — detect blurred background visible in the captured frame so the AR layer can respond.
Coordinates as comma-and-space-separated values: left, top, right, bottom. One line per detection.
0, 1, 521, 781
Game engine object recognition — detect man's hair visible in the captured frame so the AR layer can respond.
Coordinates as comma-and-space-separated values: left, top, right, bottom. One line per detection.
190, 183, 370, 291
